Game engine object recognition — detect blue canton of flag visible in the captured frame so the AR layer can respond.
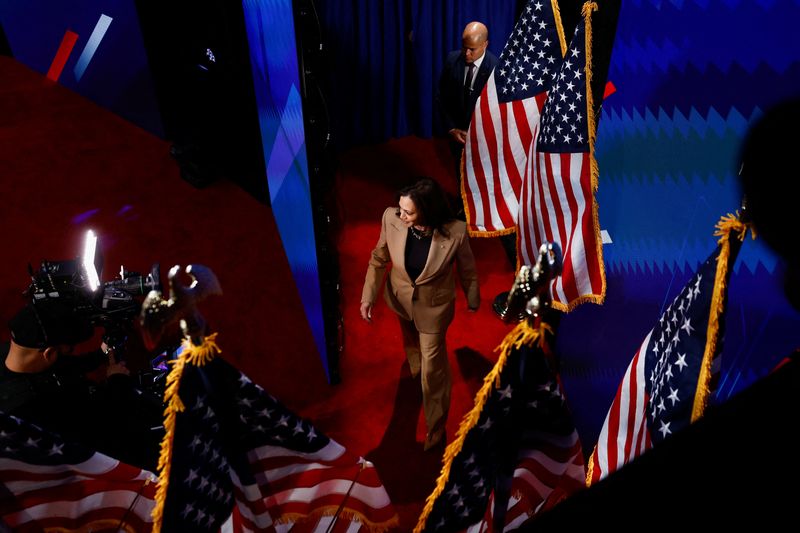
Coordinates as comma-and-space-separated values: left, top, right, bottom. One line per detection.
0, 411, 157, 532
645, 264, 718, 445
495, 1, 562, 105
416, 322, 585, 533
536, 29, 588, 154
589, 216, 745, 483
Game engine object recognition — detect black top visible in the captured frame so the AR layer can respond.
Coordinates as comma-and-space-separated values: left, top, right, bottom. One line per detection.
405, 228, 433, 282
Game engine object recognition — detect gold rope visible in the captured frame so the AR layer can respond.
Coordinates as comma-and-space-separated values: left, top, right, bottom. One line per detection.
691, 214, 749, 420
413, 320, 552, 533
151, 334, 221, 532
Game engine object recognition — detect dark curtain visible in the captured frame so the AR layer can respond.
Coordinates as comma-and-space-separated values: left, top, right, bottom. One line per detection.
317, 0, 521, 151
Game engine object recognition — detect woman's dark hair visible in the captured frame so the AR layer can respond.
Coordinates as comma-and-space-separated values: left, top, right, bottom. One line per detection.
397, 177, 455, 236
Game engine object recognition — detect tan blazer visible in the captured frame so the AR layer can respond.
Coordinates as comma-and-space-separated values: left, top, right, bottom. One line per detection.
361, 207, 480, 334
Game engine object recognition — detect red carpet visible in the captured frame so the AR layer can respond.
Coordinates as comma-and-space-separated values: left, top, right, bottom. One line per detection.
0, 56, 519, 531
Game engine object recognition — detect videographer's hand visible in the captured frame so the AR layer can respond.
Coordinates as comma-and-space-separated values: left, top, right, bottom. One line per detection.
106, 359, 130, 377
102, 344, 130, 377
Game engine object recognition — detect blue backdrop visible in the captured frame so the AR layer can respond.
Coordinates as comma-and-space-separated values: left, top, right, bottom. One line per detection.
319, 0, 520, 148
562, 0, 800, 446
0, 0, 163, 136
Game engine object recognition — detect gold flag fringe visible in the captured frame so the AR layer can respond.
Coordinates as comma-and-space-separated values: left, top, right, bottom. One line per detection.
467, 226, 518, 238
549, 2, 605, 314
552, 0, 567, 56
583, 1, 599, 193
582, 1, 607, 314
691, 213, 750, 421
413, 320, 552, 533
585, 452, 595, 487
552, 292, 605, 313
151, 333, 221, 532
459, 147, 470, 227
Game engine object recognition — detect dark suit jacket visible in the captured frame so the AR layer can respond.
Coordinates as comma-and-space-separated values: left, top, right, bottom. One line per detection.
437, 49, 500, 132
361, 207, 480, 334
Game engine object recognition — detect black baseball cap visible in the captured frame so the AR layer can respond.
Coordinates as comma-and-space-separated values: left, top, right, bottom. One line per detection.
8, 301, 95, 349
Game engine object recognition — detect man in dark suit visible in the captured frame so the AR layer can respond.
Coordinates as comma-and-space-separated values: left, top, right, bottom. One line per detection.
437, 21, 517, 269
438, 21, 498, 152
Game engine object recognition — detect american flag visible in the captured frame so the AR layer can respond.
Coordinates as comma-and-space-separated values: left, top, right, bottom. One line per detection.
587, 217, 745, 483
156, 355, 398, 532
0, 411, 158, 532
518, 2, 606, 310
463, 0, 565, 235
415, 321, 585, 533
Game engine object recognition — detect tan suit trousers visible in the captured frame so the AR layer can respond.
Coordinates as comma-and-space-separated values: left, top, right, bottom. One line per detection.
398, 316, 450, 435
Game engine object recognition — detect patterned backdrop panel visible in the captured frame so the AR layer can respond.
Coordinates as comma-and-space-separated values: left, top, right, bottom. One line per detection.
559, 0, 800, 446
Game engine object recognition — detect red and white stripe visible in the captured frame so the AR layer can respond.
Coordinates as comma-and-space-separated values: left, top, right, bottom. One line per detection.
588, 331, 654, 484
229, 441, 396, 532
0, 453, 157, 532
462, 428, 585, 532
518, 125, 604, 309
464, 75, 548, 234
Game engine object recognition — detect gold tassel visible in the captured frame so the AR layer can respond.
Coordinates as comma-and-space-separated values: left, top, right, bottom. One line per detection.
151, 334, 222, 532
413, 320, 550, 533
691, 214, 749, 420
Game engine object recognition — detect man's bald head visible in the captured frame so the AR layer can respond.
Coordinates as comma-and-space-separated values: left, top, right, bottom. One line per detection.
462, 21, 489, 64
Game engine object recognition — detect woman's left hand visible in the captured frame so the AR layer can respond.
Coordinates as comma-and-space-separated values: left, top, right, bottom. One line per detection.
360, 302, 374, 323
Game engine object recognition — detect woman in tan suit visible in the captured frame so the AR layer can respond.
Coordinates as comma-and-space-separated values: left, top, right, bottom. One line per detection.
360, 177, 480, 451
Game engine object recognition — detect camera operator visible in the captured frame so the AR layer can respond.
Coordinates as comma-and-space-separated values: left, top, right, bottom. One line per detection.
0, 300, 164, 473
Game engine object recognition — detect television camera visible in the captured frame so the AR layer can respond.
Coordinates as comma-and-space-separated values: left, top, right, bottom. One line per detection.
24, 231, 161, 351
22, 231, 174, 399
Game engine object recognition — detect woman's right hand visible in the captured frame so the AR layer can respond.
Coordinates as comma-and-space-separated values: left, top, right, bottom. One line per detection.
360, 302, 373, 323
